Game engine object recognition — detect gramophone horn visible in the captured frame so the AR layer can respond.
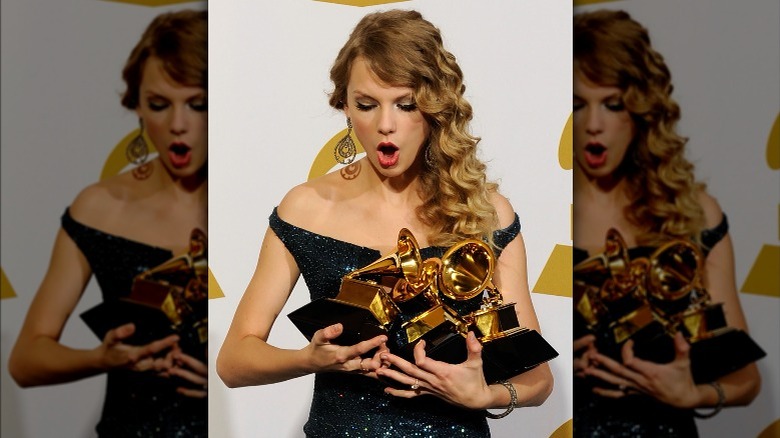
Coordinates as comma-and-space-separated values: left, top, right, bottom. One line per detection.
347, 228, 423, 285
439, 239, 495, 301
648, 239, 703, 301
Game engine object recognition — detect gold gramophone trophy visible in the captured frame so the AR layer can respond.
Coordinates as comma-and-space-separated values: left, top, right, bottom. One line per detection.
434, 239, 558, 383
573, 229, 669, 361
574, 229, 765, 382
288, 229, 558, 382
81, 229, 208, 361
643, 239, 765, 383
287, 229, 417, 349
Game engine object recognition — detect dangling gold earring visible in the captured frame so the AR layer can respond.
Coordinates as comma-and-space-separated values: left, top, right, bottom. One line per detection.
126, 118, 149, 165
127, 118, 152, 180
334, 118, 357, 165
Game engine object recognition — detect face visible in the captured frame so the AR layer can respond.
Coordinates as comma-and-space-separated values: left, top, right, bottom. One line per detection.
136, 56, 207, 179
344, 57, 430, 178
573, 71, 636, 181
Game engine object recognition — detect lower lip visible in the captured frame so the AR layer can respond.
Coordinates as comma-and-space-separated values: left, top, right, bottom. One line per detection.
377, 149, 400, 167
168, 149, 192, 168
584, 149, 607, 168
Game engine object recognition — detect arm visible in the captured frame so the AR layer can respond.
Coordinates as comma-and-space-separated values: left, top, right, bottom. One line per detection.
216, 222, 387, 388
9, 228, 178, 386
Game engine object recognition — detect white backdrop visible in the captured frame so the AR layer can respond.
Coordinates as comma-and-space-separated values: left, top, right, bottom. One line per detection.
573, 1, 780, 437
208, 1, 573, 437
0, 1, 206, 437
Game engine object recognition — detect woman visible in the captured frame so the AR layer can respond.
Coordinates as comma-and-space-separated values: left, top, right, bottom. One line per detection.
217, 9, 553, 437
8, 10, 208, 437
572, 9, 761, 437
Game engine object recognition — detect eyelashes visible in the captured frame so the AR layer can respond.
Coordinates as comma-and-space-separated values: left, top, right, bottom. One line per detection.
145, 99, 208, 112
572, 100, 626, 112
354, 102, 418, 112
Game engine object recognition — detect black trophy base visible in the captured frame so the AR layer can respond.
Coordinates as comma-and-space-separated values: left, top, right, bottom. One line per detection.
481, 328, 559, 384
597, 319, 672, 364
287, 298, 388, 351
80, 299, 175, 346
690, 328, 767, 383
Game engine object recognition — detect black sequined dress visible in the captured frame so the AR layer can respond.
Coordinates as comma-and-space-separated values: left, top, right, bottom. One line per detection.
572, 215, 729, 438
270, 207, 522, 438
62, 208, 207, 438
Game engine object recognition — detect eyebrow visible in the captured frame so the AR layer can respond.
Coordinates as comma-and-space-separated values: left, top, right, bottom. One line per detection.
351, 90, 414, 102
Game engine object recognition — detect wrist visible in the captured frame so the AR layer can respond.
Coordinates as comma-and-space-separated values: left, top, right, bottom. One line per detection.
484, 380, 518, 419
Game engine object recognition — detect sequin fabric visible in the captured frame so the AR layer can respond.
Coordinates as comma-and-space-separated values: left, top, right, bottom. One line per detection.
62, 208, 207, 438
269, 207, 521, 438
572, 214, 729, 438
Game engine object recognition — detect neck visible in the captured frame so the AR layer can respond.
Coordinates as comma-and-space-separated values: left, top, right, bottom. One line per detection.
147, 158, 208, 201
362, 158, 424, 207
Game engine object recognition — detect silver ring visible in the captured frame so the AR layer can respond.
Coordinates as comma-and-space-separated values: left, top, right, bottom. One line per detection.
359, 359, 367, 373
410, 379, 420, 390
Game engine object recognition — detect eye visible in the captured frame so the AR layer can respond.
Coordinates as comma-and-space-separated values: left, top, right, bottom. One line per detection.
573, 100, 584, 111
605, 99, 625, 112
355, 102, 376, 111
397, 103, 417, 112
147, 100, 169, 111
189, 99, 208, 112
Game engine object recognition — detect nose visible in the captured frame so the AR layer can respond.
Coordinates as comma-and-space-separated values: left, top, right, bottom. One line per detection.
169, 105, 189, 136
377, 107, 396, 136
584, 107, 603, 136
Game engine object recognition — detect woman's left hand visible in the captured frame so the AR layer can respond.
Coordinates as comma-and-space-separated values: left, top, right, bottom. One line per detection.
168, 345, 208, 399
586, 332, 701, 409
376, 331, 494, 410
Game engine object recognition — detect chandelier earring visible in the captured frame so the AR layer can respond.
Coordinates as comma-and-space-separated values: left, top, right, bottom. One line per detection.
127, 118, 153, 180
334, 117, 357, 165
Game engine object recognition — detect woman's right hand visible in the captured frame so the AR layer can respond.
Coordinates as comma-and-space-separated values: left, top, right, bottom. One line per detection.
97, 323, 180, 373
304, 323, 388, 374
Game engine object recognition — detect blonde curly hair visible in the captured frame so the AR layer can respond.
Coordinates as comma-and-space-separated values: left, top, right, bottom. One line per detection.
329, 10, 498, 247
574, 9, 705, 245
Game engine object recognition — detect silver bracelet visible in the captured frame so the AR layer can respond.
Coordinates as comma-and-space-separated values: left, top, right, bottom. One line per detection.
484, 380, 518, 419
692, 381, 725, 419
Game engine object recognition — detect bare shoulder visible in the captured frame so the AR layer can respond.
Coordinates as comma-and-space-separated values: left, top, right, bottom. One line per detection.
488, 191, 517, 229
696, 190, 724, 229
276, 171, 343, 226
69, 172, 137, 227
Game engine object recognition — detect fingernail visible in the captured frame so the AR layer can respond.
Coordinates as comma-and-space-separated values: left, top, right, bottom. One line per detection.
380, 354, 387, 360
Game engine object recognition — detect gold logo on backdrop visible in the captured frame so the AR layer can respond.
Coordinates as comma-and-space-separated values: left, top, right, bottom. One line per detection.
315, 0, 409, 6
100, 0, 202, 6
1, 267, 16, 299
533, 113, 573, 298
741, 113, 780, 298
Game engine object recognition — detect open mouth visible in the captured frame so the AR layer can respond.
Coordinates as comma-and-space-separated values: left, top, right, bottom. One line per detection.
377, 142, 399, 167
168, 143, 193, 168
584, 143, 608, 167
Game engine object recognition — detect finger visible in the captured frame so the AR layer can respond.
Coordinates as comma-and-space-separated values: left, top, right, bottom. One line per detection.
104, 323, 136, 345
464, 332, 483, 364
170, 366, 208, 386
379, 352, 436, 384
592, 386, 629, 399
176, 386, 207, 399
384, 386, 424, 399
574, 334, 597, 352
313, 323, 343, 344
375, 365, 425, 391
137, 334, 180, 359
342, 334, 388, 362
673, 332, 690, 362
173, 352, 208, 375
591, 352, 644, 386
585, 365, 635, 390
